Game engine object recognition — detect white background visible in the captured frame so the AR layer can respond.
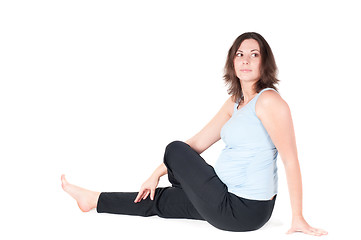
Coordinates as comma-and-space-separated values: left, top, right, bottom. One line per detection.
1, 0, 360, 239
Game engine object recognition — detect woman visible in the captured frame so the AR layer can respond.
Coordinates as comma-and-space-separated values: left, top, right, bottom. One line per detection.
61, 32, 327, 235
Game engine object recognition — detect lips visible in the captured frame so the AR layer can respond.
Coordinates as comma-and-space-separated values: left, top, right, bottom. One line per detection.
240, 69, 252, 72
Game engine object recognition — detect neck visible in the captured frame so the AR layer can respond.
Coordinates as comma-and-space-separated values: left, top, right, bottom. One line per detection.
240, 81, 257, 103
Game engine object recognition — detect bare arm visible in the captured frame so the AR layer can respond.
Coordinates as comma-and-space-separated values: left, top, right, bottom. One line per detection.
256, 91, 327, 236
186, 96, 234, 154
147, 96, 233, 179
134, 163, 167, 203
135, 96, 234, 202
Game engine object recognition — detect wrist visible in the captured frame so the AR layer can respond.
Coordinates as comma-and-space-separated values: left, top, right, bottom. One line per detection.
150, 163, 167, 179
150, 172, 161, 181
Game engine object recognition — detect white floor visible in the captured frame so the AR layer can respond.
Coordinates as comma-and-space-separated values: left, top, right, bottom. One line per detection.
1, 170, 358, 240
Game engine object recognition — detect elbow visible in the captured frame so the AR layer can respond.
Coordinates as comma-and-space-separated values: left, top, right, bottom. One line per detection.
282, 157, 301, 171
185, 138, 203, 154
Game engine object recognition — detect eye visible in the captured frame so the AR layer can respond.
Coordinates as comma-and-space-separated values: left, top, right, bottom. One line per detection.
251, 53, 259, 58
236, 52, 243, 57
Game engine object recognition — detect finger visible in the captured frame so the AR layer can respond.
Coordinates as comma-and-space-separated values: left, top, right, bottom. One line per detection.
134, 193, 141, 203
134, 189, 145, 203
143, 191, 150, 200
150, 189, 155, 200
141, 190, 149, 200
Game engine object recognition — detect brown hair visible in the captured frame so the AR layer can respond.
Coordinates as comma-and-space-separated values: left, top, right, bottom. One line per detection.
224, 32, 279, 103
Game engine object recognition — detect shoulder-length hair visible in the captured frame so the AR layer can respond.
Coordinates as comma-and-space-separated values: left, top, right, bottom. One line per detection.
224, 32, 280, 103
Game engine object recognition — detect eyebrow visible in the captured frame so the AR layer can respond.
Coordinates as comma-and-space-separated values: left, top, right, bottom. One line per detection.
237, 49, 260, 52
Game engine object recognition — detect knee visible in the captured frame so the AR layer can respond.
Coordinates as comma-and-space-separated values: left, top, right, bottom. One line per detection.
165, 140, 187, 152
165, 140, 188, 156
164, 140, 188, 165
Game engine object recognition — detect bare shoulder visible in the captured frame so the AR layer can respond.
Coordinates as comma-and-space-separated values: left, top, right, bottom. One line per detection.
256, 90, 290, 118
224, 96, 237, 117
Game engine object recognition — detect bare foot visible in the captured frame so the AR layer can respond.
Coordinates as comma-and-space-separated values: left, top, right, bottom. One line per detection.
61, 174, 100, 212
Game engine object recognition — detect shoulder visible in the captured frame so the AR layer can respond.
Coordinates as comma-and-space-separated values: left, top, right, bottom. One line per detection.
256, 89, 290, 118
225, 96, 237, 117
217, 95, 238, 117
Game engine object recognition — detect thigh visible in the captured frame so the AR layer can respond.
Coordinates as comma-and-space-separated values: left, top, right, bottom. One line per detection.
163, 141, 229, 217
155, 187, 204, 220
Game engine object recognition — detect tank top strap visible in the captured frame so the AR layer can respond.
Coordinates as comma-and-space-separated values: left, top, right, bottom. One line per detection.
250, 88, 279, 111
255, 87, 278, 100
233, 88, 279, 113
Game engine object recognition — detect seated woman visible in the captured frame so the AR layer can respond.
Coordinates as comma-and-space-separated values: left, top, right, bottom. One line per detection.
61, 32, 327, 235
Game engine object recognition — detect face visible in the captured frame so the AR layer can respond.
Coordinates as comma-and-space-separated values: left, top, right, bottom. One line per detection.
233, 39, 261, 83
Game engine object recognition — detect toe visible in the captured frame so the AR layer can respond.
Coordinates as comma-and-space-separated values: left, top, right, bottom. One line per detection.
61, 174, 68, 189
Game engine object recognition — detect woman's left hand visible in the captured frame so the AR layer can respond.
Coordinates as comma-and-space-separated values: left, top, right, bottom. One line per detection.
287, 215, 328, 236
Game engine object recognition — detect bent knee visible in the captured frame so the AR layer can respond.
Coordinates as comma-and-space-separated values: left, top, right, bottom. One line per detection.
165, 140, 188, 154
164, 141, 189, 164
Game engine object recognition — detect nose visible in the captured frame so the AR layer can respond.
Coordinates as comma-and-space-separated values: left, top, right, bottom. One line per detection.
242, 56, 250, 64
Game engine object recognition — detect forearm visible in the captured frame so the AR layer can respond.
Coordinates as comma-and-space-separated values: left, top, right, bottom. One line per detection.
150, 163, 167, 179
284, 159, 303, 218
283, 161, 328, 235
185, 137, 203, 154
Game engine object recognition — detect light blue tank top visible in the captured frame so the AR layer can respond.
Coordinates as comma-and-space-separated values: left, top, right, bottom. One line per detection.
214, 88, 279, 200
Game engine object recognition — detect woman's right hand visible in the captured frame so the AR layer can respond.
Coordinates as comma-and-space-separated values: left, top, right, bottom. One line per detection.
134, 175, 160, 203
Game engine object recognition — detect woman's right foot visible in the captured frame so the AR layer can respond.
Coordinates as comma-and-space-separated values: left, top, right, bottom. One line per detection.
61, 174, 100, 212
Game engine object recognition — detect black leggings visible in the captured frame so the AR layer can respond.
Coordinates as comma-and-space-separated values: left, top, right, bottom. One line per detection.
97, 141, 276, 232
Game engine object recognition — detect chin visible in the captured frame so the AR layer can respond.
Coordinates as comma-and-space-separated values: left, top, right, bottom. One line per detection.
238, 77, 259, 82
